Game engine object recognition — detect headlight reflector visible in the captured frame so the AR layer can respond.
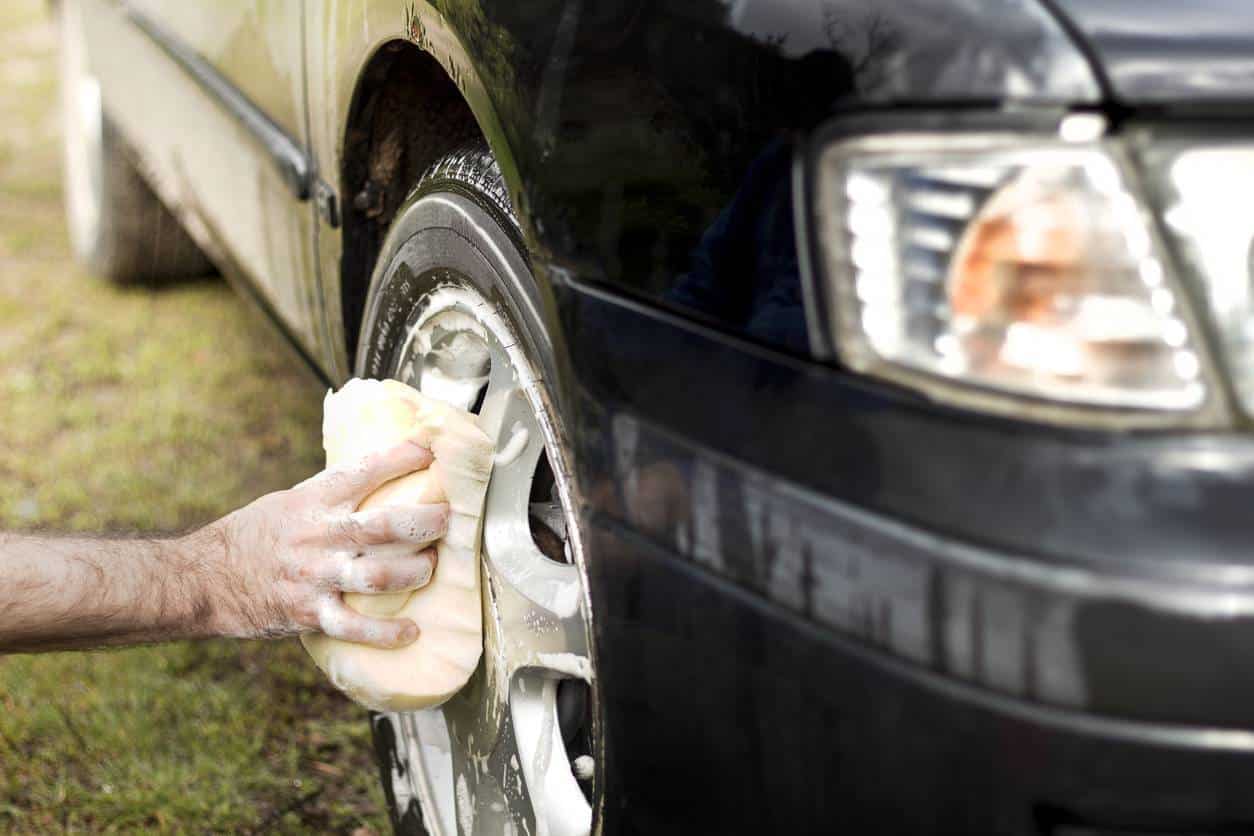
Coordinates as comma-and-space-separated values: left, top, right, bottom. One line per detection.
816, 137, 1209, 416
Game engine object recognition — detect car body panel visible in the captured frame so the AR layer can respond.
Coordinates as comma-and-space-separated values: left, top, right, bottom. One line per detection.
304, 0, 524, 382
310, 0, 1100, 379
1052, 0, 1254, 103
127, 0, 307, 140
89, 0, 1101, 379
418, 0, 1098, 360
570, 282, 1254, 832
85, 0, 324, 361
564, 278, 1254, 728
589, 518, 1254, 834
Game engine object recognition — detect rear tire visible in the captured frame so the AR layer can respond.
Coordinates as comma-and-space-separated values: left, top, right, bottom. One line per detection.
58, 0, 213, 284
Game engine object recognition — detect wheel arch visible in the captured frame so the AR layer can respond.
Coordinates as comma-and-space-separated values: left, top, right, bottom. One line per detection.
337, 23, 526, 366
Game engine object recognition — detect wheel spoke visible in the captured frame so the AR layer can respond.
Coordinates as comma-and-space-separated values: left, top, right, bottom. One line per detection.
480, 361, 580, 595
510, 674, 593, 836
471, 325, 523, 439
479, 377, 590, 679
396, 711, 458, 836
442, 672, 536, 836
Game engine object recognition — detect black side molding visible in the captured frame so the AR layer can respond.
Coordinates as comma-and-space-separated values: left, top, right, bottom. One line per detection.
124, 5, 312, 201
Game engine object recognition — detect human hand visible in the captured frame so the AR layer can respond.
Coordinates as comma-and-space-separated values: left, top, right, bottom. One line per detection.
199, 437, 448, 647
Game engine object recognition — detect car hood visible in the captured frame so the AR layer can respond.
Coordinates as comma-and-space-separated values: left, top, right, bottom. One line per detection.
1051, 0, 1254, 103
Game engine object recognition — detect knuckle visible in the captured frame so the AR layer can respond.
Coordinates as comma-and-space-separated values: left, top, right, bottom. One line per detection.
336, 511, 393, 546
404, 507, 448, 543
316, 470, 347, 495
332, 513, 368, 544
360, 512, 392, 544
319, 467, 366, 504
293, 601, 321, 629
365, 565, 392, 592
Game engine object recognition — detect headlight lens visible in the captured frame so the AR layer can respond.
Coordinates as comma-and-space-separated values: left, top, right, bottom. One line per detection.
815, 137, 1211, 417
1152, 146, 1254, 413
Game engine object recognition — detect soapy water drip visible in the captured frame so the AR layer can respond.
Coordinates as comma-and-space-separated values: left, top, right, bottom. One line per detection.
572, 755, 594, 781
534, 678, 558, 811
456, 772, 475, 835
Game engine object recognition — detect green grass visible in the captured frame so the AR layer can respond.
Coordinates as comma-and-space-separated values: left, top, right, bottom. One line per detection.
0, 1, 389, 831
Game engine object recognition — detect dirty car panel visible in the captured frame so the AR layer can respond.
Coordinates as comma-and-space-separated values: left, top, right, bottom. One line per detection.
83, 0, 323, 360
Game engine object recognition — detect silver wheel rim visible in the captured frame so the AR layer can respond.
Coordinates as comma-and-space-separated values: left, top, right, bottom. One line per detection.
386, 283, 596, 836
58, 0, 103, 259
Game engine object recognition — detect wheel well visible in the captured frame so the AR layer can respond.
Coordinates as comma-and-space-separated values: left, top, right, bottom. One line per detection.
340, 41, 482, 363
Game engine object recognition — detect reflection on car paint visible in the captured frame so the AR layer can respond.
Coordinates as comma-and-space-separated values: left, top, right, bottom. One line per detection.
667, 138, 808, 354
602, 408, 1254, 728
1052, 0, 1254, 102
607, 409, 1090, 712
469, 0, 1099, 356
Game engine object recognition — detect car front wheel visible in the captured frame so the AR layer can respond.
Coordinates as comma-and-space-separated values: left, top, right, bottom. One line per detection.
358, 143, 600, 836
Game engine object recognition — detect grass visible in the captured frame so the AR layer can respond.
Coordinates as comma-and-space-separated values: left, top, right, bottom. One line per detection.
0, 1, 390, 831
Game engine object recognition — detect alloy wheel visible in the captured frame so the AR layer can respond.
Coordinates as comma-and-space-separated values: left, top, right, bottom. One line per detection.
383, 281, 597, 836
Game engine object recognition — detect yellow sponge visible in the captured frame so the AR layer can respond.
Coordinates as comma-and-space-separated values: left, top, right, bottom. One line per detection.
301, 378, 494, 711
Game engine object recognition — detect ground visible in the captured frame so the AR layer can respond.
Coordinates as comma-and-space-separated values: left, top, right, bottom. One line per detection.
0, 1, 390, 832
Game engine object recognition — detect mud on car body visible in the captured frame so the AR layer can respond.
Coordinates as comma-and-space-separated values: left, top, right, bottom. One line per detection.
60, 0, 1254, 833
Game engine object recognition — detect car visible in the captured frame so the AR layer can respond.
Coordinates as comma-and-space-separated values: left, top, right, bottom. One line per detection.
57, 0, 1254, 833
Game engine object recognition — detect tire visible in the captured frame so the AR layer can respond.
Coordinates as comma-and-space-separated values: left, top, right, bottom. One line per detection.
358, 142, 600, 836
58, 0, 213, 284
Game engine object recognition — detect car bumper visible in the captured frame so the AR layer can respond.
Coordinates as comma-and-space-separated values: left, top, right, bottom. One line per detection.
562, 280, 1254, 834
588, 518, 1254, 835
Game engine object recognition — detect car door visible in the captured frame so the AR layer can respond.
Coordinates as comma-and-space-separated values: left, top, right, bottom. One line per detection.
86, 0, 324, 361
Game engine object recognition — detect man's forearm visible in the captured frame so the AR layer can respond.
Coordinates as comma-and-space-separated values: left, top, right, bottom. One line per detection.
0, 437, 450, 653
0, 527, 222, 653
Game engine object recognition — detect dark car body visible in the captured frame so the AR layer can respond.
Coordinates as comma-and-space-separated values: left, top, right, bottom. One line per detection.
82, 0, 1254, 832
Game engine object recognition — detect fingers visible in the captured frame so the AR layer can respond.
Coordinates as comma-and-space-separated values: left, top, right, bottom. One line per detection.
317, 596, 421, 648
333, 548, 437, 594
329, 503, 449, 548
315, 438, 434, 505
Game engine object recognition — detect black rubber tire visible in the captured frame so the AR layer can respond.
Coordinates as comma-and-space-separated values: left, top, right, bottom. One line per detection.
79, 120, 214, 284
358, 141, 569, 836
58, 0, 213, 284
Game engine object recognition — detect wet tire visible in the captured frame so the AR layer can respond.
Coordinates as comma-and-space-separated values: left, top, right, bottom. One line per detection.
359, 142, 597, 836
360, 141, 531, 836
355, 141, 548, 387
58, 0, 213, 284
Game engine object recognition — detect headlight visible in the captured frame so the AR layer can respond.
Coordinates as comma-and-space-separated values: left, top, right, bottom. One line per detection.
1147, 144, 1254, 414
812, 126, 1222, 425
